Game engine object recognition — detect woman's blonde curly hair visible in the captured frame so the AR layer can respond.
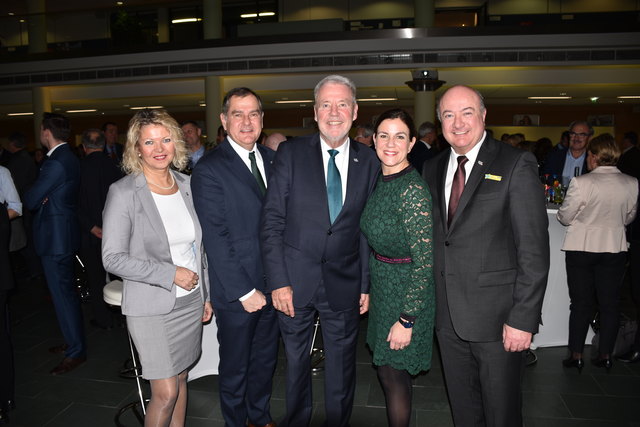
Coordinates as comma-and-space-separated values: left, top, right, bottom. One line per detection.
121, 108, 188, 175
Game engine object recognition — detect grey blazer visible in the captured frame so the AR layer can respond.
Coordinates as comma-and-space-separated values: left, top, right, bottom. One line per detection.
102, 171, 209, 317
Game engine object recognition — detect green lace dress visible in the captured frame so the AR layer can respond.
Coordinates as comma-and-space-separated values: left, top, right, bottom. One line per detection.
361, 165, 435, 375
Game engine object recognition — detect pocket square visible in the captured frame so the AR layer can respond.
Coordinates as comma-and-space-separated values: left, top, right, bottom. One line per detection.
485, 174, 502, 181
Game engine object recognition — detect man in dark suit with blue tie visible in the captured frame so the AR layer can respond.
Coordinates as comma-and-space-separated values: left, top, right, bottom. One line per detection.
423, 86, 549, 426
261, 75, 379, 427
24, 113, 85, 375
192, 88, 279, 427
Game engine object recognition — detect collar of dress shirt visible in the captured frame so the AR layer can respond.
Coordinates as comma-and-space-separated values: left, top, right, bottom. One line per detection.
46, 142, 67, 157
227, 136, 263, 170
448, 131, 486, 181
320, 136, 349, 168
420, 140, 432, 149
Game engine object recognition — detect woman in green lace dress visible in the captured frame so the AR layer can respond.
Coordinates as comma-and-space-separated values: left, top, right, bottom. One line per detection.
361, 109, 435, 427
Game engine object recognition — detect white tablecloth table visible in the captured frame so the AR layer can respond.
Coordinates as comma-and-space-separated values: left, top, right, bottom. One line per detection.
532, 207, 595, 348
188, 315, 220, 381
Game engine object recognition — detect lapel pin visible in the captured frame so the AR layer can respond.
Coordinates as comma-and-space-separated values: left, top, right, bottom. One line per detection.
353, 158, 359, 162
478, 160, 484, 166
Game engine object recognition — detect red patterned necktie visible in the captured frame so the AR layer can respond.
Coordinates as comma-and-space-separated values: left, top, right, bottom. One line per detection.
448, 155, 468, 227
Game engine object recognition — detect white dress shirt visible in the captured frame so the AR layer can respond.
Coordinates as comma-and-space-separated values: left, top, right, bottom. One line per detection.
444, 132, 486, 216
227, 137, 268, 188
320, 137, 350, 204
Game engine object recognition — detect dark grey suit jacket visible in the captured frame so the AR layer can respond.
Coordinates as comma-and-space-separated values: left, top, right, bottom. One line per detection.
423, 136, 550, 341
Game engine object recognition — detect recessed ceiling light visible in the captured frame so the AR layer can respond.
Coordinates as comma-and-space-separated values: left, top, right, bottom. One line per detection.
528, 96, 572, 100
241, 13, 257, 18
7, 112, 33, 116
172, 18, 202, 24
66, 109, 97, 113
8, 12, 14, 16
130, 106, 163, 110
617, 95, 640, 99
116, 2, 124, 5
259, 12, 275, 17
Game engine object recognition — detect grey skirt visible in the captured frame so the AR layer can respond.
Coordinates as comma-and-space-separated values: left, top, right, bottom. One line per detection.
127, 290, 203, 380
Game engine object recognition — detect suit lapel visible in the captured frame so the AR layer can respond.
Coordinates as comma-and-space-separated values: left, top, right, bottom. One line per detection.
220, 140, 264, 199
134, 173, 169, 246
340, 139, 363, 220
174, 171, 201, 242
435, 154, 449, 235
307, 136, 331, 223
257, 144, 275, 182
448, 138, 498, 232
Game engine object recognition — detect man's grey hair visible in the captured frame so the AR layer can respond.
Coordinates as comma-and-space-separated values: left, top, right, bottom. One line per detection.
436, 85, 486, 121
82, 128, 106, 150
568, 120, 594, 136
356, 123, 374, 137
418, 121, 436, 139
314, 75, 357, 105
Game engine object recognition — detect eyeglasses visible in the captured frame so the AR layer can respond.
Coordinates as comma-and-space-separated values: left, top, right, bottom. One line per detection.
569, 131, 590, 138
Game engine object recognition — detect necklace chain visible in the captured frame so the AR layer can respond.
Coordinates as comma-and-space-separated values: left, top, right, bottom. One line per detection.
147, 173, 175, 190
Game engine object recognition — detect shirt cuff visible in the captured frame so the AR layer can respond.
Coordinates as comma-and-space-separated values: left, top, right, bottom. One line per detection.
239, 288, 256, 301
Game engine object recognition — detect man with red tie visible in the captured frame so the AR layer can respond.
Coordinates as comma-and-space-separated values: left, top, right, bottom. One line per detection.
422, 85, 549, 427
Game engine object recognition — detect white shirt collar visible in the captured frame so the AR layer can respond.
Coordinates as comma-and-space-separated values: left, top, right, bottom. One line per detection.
47, 142, 67, 157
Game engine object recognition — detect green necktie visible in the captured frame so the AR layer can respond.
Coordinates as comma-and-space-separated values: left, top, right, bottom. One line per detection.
327, 149, 342, 223
249, 151, 266, 196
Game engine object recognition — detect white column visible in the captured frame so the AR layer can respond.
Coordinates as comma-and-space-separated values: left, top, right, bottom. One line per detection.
414, 90, 436, 126
27, 0, 47, 54
415, 0, 435, 28
32, 86, 52, 148
205, 76, 223, 147
157, 7, 170, 43
203, 0, 222, 40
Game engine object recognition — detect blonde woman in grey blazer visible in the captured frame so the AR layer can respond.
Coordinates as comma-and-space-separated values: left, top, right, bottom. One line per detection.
558, 133, 638, 371
102, 109, 212, 426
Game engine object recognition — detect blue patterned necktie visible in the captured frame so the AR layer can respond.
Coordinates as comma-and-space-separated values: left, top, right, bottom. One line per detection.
327, 149, 342, 223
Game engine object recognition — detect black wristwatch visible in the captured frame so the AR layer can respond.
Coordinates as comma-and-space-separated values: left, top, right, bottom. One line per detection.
398, 317, 414, 329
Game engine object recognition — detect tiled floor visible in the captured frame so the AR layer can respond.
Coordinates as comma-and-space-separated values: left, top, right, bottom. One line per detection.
6, 272, 640, 426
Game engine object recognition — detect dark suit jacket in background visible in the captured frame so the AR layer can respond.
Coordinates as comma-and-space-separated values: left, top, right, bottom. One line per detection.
192, 140, 275, 312
618, 146, 640, 180
541, 147, 588, 178
24, 143, 80, 256
104, 143, 124, 163
261, 134, 379, 311
423, 137, 550, 341
6, 149, 37, 197
78, 152, 123, 234
408, 140, 437, 175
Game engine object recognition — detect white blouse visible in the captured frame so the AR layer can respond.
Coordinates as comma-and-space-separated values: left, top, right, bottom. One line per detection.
151, 191, 198, 298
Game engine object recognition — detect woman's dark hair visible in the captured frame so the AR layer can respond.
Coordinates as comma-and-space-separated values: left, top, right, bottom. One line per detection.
373, 109, 417, 141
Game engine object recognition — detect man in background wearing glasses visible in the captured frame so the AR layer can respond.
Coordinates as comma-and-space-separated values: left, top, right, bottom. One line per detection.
543, 121, 592, 185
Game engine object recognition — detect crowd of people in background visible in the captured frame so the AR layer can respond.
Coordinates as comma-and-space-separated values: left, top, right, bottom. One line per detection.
0, 76, 639, 427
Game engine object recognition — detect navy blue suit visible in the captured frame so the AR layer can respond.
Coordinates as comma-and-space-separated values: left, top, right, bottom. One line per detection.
24, 143, 84, 358
261, 135, 379, 426
191, 140, 279, 427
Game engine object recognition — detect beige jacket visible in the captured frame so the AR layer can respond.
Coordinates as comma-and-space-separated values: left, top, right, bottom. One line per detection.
557, 166, 638, 253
